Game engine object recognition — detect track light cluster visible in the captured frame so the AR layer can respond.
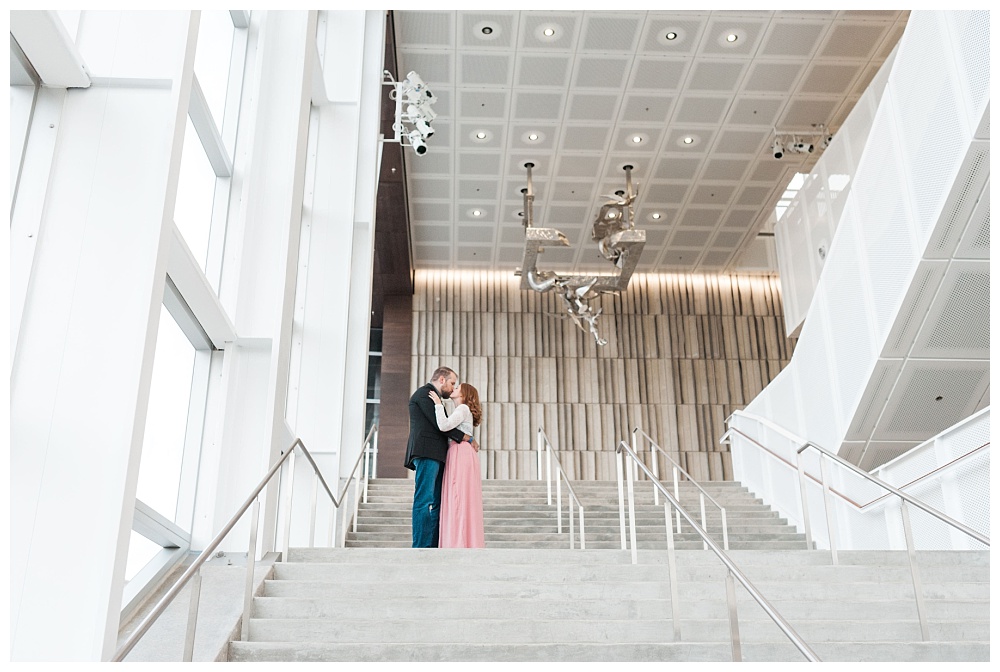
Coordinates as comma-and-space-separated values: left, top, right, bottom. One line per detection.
384, 70, 439, 156
771, 126, 834, 160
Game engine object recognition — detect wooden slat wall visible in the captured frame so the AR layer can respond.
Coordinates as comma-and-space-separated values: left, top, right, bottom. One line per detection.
411, 271, 796, 481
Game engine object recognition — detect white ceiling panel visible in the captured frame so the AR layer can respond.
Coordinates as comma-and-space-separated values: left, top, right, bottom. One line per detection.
395, 10, 909, 273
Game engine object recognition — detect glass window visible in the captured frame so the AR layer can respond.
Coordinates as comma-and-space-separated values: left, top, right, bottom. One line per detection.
174, 116, 216, 269
194, 10, 236, 131
136, 304, 196, 523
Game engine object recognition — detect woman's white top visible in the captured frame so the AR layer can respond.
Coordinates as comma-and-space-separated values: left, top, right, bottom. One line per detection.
434, 403, 474, 438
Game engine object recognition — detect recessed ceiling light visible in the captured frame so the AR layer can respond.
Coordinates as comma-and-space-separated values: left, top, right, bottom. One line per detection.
726, 33, 738, 43
476, 131, 487, 139
665, 31, 677, 40
631, 135, 643, 144
651, 212, 662, 220
528, 133, 539, 141
543, 28, 555, 37
473, 209, 482, 217
482, 26, 493, 35
683, 137, 694, 144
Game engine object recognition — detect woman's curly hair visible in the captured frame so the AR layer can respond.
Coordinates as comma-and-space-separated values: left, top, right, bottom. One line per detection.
460, 383, 482, 427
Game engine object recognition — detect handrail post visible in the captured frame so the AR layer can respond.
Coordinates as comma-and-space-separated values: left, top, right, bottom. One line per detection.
626, 451, 638, 565
536, 428, 543, 481
796, 448, 814, 550
371, 428, 379, 480
362, 439, 370, 504
699, 493, 708, 551
556, 469, 563, 534
352, 466, 362, 534
282, 449, 297, 556
819, 456, 838, 565
901, 501, 930, 641
569, 489, 575, 549
545, 435, 552, 505
308, 472, 319, 548
721, 508, 730, 551
579, 505, 586, 550
340, 486, 350, 547
725, 571, 743, 662
182, 570, 203, 662
241, 499, 261, 643
617, 444, 627, 550
663, 489, 681, 642
672, 465, 681, 534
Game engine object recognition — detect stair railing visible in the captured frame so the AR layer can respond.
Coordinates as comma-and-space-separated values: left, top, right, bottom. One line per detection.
721, 411, 989, 642
616, 440, 820, 663
535, 427, 586, 549
631, 427, 729, 551
112, 425, 377, 662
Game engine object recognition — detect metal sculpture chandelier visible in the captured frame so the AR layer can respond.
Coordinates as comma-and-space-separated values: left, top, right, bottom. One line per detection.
515, 162, 646, 347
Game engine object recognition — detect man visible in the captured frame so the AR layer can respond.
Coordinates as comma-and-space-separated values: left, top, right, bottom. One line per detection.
404, 366, 478, 548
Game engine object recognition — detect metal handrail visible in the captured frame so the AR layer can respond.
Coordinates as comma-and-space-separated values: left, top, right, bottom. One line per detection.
723, 413, 989, 547
616, 440, 819, 662
722, 410, 988, 643
113, 426, 377, 662
535, 427, 587, 549
632, 427, 729, 551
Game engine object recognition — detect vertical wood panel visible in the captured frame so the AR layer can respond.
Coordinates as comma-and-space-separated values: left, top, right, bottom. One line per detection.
409, 270, 797, 479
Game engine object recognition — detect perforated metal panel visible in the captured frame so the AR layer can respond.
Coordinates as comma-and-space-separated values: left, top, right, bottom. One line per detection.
911, 262, 990, 359
846, 359, 903, 441
819, 214, 877, 431
874, 361, 989, 441
954, 183, 990, 259
852, 99, 918, 345
923, 144, 990, 257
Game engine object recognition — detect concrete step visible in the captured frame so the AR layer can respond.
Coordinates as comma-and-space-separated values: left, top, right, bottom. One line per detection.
269, 559, 988, 585
243, 616, 988, 644
251, 595, 990, 622
282, 548, 990, 568
229, 640, 989, 663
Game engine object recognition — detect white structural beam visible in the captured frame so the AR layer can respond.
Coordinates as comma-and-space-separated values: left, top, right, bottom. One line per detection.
166, 222, 237, 349
10, 11, 198, 661
284, 10, 384, 546
9, 10, 92, 88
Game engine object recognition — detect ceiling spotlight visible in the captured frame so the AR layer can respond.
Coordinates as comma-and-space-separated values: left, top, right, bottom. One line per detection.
790, 140, 814, 154
651, 212, 662, 220
726, 33, 738, 43
543, 28, 555, 37
631, 135, 643, 144
473, 209, 483, 217
665, 31, 677, 40
482, 26, 493, 35
528, 133, 539, 141
682, 136, 694, 144
476, 131, 487, 140
821, 134, 834, 149
406, 129, 428, 155
772, 138, 784, 159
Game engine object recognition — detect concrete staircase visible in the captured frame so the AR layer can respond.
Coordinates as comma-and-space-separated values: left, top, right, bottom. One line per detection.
345, 478, 808, 550
228, 478, 989, 662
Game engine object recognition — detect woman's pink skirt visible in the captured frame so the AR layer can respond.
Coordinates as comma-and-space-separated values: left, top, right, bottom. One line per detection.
439, 440, 485, 548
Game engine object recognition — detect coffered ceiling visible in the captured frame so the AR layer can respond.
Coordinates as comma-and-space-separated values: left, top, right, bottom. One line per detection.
391, 10, 909, 275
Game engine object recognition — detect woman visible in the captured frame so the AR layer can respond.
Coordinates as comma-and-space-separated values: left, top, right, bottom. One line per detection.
428, 382, 485, 548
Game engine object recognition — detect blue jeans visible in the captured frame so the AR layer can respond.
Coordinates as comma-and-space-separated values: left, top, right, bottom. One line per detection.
412, 457, 444, 548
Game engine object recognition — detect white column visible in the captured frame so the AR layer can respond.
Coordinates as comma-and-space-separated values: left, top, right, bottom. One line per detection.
10, 11, 197, 661
284, 10, 384, 545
